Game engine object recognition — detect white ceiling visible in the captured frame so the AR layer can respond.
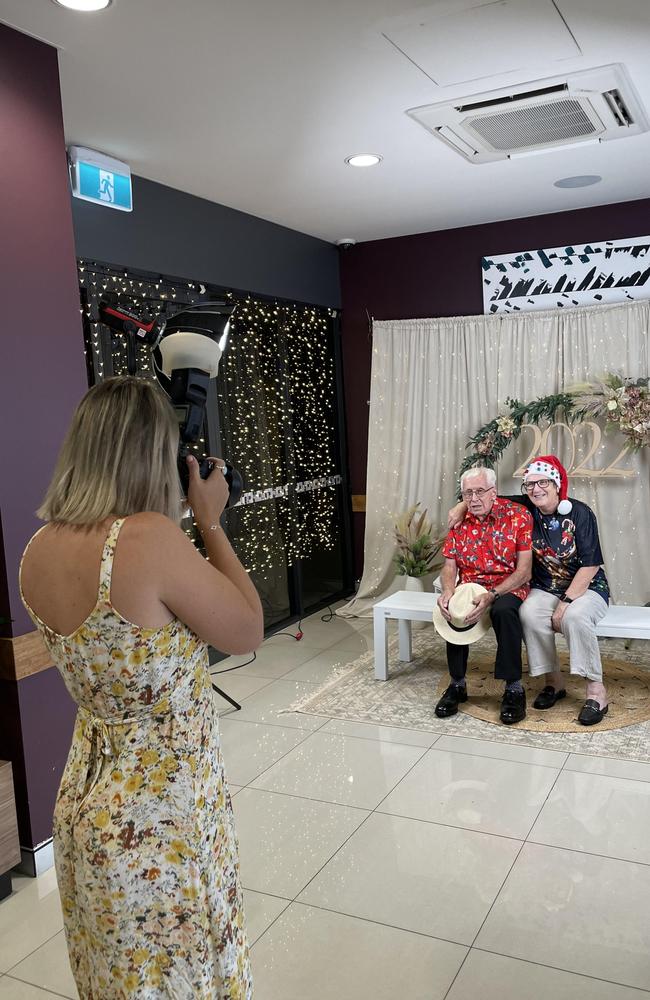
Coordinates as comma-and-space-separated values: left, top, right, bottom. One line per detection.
2, 0, 650, 243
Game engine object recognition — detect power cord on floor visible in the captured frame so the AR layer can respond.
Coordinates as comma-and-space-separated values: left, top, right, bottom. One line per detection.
271, 619, 304, 641
212, 652, 257, 676
211, 603, 337, 682
210, 620, 303, 683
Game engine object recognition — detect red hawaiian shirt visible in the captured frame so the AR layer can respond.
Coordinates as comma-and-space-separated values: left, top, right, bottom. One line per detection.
442, 497, 533, 601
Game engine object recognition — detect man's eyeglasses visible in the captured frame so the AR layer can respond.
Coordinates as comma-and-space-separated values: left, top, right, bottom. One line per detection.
461, 487, 495, 500
522, 479, 553, 493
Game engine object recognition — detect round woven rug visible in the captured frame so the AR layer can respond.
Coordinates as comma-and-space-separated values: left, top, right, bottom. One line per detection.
434, 653, 650, 732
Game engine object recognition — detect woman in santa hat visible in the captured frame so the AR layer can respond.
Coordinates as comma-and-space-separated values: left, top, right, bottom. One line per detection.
517, 455, 609, 725
449, 455, 610, 725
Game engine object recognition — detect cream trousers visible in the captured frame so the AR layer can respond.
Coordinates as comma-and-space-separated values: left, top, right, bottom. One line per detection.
519, 587, 608, 682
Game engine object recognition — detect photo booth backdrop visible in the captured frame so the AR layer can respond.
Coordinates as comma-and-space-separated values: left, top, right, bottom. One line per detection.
79, 260, 353, 627
340, 299, 650, 617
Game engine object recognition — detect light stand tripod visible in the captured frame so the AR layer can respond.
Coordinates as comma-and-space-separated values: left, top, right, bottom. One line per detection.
211, 682, 241, 712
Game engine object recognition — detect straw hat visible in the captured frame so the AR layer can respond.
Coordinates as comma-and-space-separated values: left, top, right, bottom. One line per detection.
432, 582, 492, 645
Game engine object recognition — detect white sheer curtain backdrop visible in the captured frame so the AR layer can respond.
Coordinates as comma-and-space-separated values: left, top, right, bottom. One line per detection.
340, 301, 650, 618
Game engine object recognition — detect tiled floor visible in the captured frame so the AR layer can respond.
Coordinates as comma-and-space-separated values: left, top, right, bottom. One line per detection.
2, 607, 650, 998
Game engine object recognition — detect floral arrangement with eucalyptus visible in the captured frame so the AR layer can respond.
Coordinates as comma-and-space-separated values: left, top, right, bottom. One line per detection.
458, 372, 650, 485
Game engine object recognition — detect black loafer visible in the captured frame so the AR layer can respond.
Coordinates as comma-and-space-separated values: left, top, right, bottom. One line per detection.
578, 699, 609, 726
533, 686, 567, 710
500, 688, 526, 725
435, 683, 468, 718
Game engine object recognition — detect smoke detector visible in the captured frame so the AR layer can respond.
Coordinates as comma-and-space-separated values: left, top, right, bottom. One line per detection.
407, 64, 649, 163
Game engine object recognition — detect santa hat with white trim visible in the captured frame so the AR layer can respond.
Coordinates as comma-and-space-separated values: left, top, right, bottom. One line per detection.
522, 454, 572, 515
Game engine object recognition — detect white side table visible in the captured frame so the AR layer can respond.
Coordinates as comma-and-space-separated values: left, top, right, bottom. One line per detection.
373, 591, 438, 681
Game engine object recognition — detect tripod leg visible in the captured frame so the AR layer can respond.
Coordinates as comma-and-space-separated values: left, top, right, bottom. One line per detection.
212, 683, 241, 712
126, 332, 138, 375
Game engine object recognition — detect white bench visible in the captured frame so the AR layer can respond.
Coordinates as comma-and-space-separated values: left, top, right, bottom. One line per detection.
372, 590, 650, 681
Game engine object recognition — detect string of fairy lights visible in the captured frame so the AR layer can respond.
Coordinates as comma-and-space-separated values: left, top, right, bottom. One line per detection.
216, 299, 339, 570
78, 261, 342, 584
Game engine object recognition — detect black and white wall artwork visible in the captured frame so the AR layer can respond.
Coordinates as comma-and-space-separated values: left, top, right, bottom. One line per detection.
482, 237, 650, 314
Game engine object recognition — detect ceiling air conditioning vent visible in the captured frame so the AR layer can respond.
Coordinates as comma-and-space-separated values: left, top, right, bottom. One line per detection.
603, 90, 634, 127
456, 83, 567, 114
407, 64, 648, 164
470, 98, 596, 151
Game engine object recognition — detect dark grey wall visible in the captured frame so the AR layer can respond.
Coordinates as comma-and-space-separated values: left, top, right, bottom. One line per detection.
72, 175, 341, 308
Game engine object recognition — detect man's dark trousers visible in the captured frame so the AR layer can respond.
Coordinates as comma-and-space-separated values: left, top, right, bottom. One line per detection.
446, 594, 524, 683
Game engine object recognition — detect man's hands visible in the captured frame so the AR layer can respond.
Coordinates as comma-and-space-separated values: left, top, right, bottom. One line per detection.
437, 591, 453, 622
437, 588, 495, 625
463, 590, 495, 626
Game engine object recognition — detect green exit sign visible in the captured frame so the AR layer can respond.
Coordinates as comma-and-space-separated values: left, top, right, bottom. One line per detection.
68, 145, 132, 212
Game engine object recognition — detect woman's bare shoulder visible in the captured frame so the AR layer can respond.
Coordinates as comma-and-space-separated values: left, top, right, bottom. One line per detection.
110, 515, 196, 627
118, 513, 196, 565
120, 512, 183, 541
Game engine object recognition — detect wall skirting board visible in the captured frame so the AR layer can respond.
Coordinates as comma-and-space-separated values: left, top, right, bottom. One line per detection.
0, 760, 21, 896
0, 632, 51, 682
19, 838, 54, 878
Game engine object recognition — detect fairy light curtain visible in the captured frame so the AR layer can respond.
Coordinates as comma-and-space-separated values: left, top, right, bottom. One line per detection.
216, 300, 340, 569
340, 300, 650, 618
79, 261, 345, 624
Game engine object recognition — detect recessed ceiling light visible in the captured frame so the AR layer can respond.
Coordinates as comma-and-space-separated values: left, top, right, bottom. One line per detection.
345, 153, 382, 168
554, 174, 602, 189
52, 0, 112, 11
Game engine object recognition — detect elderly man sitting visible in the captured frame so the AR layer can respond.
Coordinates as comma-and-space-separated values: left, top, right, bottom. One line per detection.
434, 467, 533, 725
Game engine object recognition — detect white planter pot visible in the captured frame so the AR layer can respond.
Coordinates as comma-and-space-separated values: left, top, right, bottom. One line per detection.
403, 574, 433, 629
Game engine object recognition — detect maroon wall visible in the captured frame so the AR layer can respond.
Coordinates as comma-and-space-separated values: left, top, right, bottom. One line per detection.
0, 23, 87, 849
0, 23, 87, 632
340, 199, 650, 577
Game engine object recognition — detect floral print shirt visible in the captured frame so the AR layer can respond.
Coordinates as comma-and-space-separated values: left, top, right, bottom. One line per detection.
442, 496, 533, 601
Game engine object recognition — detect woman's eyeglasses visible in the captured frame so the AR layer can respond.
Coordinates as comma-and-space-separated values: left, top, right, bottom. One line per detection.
522, 479, 553, 493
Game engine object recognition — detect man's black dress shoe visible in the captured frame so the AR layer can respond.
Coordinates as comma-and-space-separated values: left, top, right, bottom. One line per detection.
500, 688, 526, 725
533, 686, 566, 710
578, 699, 609, 726
435, 683, 468, 718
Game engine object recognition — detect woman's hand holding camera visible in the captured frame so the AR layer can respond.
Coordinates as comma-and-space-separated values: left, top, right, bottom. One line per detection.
182, 454, 263, 648
186, 455, 229, 530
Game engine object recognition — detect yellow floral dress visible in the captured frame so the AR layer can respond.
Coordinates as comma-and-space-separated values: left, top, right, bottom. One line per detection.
20, 518, 252, 999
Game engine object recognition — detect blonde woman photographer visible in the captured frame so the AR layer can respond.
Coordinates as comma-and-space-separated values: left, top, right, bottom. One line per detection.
19, 376, 262, 998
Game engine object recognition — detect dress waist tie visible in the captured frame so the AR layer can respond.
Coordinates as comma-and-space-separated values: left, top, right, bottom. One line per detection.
74, 707, 167, 820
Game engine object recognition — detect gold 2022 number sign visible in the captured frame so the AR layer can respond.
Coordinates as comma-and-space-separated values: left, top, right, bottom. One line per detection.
513, 422, 635, 479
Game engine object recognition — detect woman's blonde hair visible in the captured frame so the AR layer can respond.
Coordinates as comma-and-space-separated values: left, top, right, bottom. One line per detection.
39, 376, 182, 525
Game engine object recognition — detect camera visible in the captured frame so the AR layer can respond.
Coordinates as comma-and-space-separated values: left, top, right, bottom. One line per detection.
98, 296, 244, 507
176, 445, 243, 508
